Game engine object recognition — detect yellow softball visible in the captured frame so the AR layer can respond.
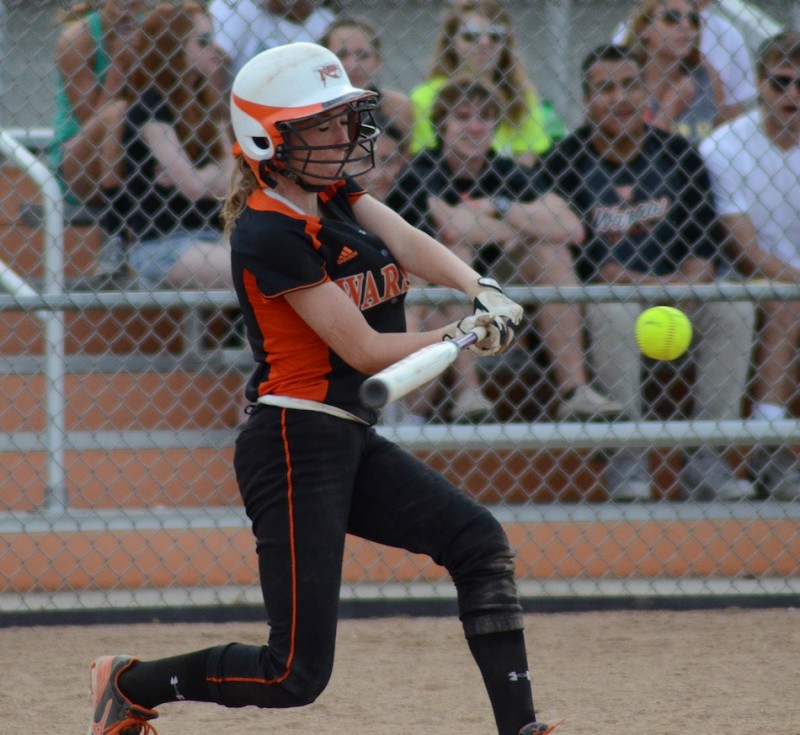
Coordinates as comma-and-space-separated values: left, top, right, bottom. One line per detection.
634, 306, 692, 361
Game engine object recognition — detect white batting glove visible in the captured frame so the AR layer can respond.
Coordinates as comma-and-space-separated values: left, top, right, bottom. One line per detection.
443, 311, 516, 357
472, 277, 523, 326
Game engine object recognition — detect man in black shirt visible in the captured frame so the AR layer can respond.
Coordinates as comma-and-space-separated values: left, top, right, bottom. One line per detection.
534, 44, 755, 501
388, 76, 621, 422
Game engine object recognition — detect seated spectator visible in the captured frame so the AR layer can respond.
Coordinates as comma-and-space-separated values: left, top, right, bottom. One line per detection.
388, 77, 622, 423
209, 0, 334, 75
534, 44, 755, 501
102, 2, 234, 290
409, 0, 565, 168
320, 15, 414, 147
620, 0, 725, 143
614, 0, 757, 124
50, 0, 145, 204
700, 31, 800, 500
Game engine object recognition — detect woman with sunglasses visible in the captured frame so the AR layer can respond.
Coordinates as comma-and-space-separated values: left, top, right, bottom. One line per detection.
320, 14, 414, 148
409, 0, 564, 168
621, 0, 725, 143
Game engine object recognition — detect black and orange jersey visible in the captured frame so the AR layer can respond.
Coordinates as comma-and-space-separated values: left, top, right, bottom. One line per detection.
231, 175, 410, 424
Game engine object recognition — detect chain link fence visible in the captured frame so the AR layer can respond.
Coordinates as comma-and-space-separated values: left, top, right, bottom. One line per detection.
1, 0, 799, 619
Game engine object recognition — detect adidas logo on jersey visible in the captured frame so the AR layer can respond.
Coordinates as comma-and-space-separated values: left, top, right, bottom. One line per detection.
337, 246, 359, 265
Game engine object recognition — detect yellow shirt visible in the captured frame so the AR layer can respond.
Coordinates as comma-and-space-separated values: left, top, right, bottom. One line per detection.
409, 77, 556, 158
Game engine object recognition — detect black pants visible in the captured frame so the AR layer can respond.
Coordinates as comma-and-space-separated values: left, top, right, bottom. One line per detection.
207, 404, 523, 708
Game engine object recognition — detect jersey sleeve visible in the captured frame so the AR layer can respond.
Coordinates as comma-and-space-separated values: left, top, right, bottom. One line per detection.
233, 211, 329, 298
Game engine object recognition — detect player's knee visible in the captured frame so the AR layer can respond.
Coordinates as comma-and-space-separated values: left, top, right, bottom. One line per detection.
277, 664, 333, 707
445, 509, 518, 602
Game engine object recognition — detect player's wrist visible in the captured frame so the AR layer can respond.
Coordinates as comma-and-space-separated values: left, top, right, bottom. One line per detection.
466, 276, 503, 300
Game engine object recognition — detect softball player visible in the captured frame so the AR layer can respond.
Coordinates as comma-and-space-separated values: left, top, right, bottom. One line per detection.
84, 42, 559, 735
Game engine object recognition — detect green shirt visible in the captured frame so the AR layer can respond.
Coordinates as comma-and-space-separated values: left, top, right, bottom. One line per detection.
409, 76, 564, 158
49, 11, 109, 186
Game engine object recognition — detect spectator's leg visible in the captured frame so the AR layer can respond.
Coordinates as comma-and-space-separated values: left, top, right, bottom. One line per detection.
748, 300, 800, 500
588, 302, 651, 501
753, 300, 800, 413
681, 300, 756, 500
586, 302, 642, 419
692, 300, 755, 421
519, 241, 589, 395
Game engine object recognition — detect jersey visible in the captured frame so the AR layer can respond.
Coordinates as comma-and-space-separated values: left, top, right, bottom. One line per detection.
533, 125, 718, 282
700, 110, 800, 270
231, 176, 410, 424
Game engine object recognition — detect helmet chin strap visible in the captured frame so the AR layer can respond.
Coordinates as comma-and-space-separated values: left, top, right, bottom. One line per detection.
260, 159, 329, 193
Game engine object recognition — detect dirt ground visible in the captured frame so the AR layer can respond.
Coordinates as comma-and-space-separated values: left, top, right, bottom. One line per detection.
3, 608, 799, 734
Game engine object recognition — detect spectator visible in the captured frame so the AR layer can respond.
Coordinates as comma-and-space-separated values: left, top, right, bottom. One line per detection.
209, 0, 334, 75
357, 115, 406, 203
534, 44, 755, 501
615, 0, 756, 123
388, 77, 622, 422
102, 2, 234, 290
320, 15, 414, 147
620, 0, 725, 143
409, 0, 565, 168
700, 31, 800, 500
50, 0, 145, 204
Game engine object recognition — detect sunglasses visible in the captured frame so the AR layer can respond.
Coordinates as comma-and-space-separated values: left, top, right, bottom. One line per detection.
658, 9, 702, 28
767, 74, 800, 94
195, 31, 214, 49
458, 23, 508, 44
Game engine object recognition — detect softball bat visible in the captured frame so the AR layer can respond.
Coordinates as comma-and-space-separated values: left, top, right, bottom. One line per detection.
359, 327, 487, 408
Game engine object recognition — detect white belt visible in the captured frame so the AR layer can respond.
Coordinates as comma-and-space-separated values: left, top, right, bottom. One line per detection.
257, 395, 368, 425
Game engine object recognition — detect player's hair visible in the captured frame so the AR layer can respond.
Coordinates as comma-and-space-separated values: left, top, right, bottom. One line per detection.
430, 76, 504, 136
319, 14, 383, 60
580, 44, 643, 96
222, 157, 259, 237
426, 0, 534, 126
756, 31, 800, 78
125, 2, 225, 164
620, 0, 702, 70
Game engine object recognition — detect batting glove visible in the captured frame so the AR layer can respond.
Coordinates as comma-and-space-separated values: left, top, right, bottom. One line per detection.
472, 277, 523, 326
443, 310, 516, 357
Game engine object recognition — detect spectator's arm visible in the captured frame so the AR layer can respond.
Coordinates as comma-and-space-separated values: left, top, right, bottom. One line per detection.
142, 120, 233, 200
721, 213, 800, 282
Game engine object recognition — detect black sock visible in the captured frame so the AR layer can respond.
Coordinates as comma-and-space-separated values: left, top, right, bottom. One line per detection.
561, 386, 577, 400
119, 648, 215, 710
468, 630, 536, 735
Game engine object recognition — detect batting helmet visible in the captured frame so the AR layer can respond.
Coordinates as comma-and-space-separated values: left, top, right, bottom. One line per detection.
230, 42, 379, 189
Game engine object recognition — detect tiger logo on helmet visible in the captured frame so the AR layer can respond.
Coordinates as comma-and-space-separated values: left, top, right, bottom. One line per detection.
230, 42, 379, 190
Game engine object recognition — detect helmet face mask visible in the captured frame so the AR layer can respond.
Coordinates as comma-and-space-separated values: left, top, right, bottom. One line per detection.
275, 97, 380, 185
230, 42, 381, 190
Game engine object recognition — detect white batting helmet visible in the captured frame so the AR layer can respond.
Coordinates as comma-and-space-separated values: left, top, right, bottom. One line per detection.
230, 42, 379, 188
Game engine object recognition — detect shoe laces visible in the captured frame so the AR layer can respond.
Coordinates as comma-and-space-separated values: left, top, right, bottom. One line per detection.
103, 714, 158, 735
